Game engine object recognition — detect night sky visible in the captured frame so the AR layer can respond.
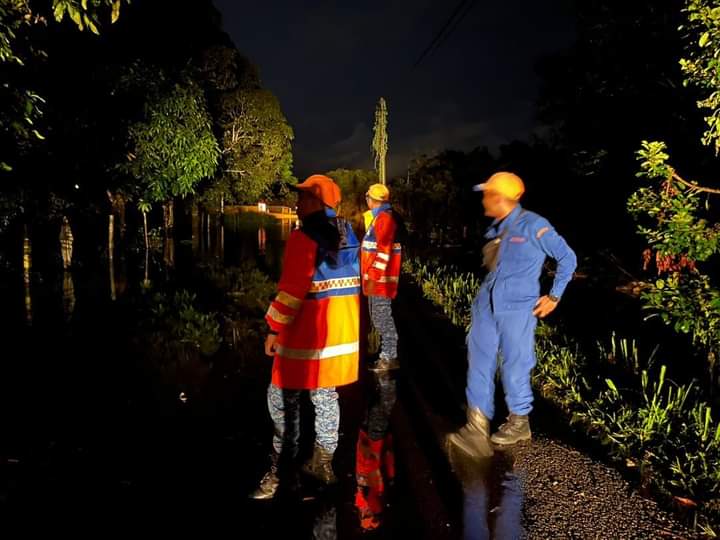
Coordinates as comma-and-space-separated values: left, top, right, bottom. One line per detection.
214, 0, 576, 178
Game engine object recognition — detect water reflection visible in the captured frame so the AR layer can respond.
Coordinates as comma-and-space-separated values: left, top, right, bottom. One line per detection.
355, 371, 398, 531
258, 226, 266, 254
60, 216, 73, 270
62, 271, 75, 321
163, 234, 175, 269
311, 493, 338, 539
23, 229, 32, 324
448, 447, 525, 540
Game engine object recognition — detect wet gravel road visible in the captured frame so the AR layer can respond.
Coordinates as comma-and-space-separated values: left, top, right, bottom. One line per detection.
512, 436, 691, 539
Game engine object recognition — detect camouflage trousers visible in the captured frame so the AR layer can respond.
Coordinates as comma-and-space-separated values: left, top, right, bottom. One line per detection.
369, 296, 398, 360
267, 383, 340, 455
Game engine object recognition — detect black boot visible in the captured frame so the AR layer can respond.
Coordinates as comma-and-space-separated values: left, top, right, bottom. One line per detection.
447, 407, 493, 458
249, 452, 280, 500
302, 444, 338, 485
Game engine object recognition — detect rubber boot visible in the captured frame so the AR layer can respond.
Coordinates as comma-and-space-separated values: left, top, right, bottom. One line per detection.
249, 452, 280, 500
447, 407, 493, 458
302, 444, 338, 485
491, 414, 531, 446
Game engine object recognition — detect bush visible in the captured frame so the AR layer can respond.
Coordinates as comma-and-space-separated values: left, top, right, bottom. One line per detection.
144, 289, 221, 359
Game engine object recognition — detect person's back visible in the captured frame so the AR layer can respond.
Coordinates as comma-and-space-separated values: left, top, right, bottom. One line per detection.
361, 184, 403, 372
252, 174, 361, 500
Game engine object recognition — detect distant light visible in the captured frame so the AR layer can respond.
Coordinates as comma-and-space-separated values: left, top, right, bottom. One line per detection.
74, 184, 80, 190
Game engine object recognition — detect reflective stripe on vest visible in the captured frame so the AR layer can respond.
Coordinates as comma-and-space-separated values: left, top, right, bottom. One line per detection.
275, 341, 360, 360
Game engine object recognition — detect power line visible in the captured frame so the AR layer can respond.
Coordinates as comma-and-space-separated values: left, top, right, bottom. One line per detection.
427, 0, 477, 60
413, 0, 472, 69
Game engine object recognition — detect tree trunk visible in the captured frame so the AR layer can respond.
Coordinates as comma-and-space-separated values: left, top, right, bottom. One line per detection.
191, 204, 200, 255
109, 214, 116, 301
143, 210, 149, 252
142, 210, 150, 288
206, 212, 211, 251
118, 196, 126, 238
143, 247, 150, 288
163, 200, 174, 234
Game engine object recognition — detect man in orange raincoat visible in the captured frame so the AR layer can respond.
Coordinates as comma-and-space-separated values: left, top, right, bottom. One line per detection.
251, 175, 361, 500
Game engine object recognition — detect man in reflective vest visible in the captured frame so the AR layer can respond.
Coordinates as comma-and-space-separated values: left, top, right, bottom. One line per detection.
362, 183, 402, 372
449, 172, 577, 455
251, 175, 361, 499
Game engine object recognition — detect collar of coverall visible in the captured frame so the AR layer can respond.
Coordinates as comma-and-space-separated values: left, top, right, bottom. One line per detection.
486, 204, 523, 239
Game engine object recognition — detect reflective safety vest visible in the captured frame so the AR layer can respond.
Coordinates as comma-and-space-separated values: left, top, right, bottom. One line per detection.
266, 218, 361, 390
361, 207, 402, 298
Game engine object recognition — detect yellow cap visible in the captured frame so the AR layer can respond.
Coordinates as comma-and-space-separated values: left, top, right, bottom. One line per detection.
367, 183, 390, 202
473, 172, 525, 200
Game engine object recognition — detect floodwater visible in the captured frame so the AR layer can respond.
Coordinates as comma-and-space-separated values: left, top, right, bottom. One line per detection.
0, 211, 527, 538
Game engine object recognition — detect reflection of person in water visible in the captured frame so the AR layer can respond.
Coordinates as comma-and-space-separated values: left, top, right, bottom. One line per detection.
355, 371, 397, 531
448, 447, 525, 540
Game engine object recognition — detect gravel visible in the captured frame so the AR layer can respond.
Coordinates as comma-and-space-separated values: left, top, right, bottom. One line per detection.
507, 436, 695, 540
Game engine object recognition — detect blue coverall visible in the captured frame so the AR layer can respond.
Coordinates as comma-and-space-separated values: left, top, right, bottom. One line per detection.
467, 205, 577, 420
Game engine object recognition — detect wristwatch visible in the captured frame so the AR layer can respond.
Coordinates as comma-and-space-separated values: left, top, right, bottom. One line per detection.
548, 295, 560, 303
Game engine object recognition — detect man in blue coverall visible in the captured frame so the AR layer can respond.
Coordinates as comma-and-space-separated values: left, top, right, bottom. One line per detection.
449, 172, 577, 454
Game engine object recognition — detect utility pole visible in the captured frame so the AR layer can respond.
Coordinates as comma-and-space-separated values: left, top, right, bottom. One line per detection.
372, 97, 388, 184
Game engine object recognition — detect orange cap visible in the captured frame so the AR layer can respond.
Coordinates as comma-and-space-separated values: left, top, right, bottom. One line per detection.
473, 172, 525, 200
293, 174, 342, 208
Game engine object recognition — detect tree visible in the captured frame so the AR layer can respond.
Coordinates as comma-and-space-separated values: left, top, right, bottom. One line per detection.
372, 97, 388, 185
0, 0, 128, 171
190, 44, 295, 208
199, 87, 294, 206
679, 0, 720, 154
121, 71, 220, 205
628, 0, 720, 385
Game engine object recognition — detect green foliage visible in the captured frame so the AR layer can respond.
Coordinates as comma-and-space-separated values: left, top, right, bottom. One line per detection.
145, 289, 221, 358
51, 0, 126, 34
122, 73, 220, 203
403, 257, 481, 330
680, 0, 720, 153
631, 141, 720, 262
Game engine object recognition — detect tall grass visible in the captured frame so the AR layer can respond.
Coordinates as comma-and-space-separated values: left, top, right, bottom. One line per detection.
404, 256, 720, 531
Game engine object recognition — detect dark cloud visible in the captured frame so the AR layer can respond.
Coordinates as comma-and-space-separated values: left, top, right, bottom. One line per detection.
214, 0, 576, 178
